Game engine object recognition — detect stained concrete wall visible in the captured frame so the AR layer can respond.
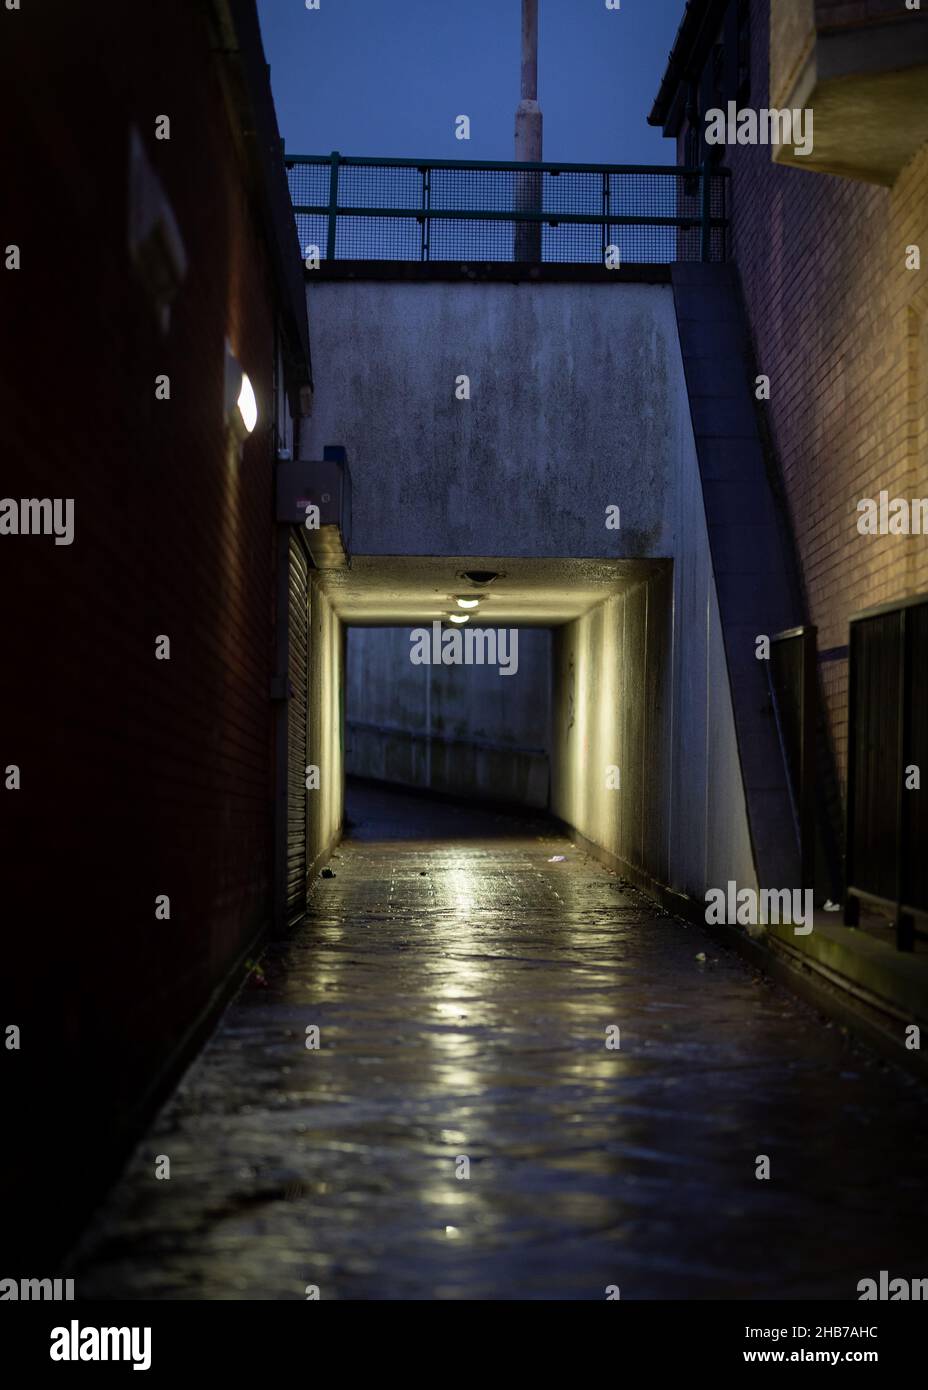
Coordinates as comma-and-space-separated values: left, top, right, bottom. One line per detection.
304, 281, 682, 559
346, 626, 551, 808
306, 274, 759, 911
550, 374, 757, 908
552, 574, 672, 888
307, 580, 344, 875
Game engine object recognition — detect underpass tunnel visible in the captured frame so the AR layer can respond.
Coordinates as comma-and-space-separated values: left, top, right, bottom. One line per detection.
296, 271, 781, 918
304, 550, 757, 911
337, 557, 608, 821
331, 557, 646, 836
346, 624, 553, 813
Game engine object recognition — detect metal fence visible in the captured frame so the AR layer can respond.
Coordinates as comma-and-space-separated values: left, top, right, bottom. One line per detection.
285, 153, 730, 265
845, 595, 928, 950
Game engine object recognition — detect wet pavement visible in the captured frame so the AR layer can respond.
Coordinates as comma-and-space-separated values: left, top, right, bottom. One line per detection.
71, 783, 928, 1300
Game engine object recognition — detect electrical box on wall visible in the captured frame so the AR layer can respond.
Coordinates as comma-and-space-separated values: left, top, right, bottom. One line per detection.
276, 445, 352, 568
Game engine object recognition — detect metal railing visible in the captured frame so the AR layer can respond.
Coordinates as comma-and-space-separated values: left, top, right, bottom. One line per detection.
285, 152, 730, 265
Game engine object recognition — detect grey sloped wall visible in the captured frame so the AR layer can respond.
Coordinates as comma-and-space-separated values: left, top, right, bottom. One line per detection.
549, 305, 758, 907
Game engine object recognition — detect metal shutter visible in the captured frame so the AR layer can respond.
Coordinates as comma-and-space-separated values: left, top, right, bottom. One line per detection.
286, 531, 309, 921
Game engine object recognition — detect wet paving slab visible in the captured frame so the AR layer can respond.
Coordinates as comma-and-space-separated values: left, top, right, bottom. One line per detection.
70, 784, 928, 1300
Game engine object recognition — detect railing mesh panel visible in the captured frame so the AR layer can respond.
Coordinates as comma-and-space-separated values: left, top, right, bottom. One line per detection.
286, 158, 728, 264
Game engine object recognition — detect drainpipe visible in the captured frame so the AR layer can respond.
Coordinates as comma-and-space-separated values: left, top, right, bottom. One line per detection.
514, 0, 542, 262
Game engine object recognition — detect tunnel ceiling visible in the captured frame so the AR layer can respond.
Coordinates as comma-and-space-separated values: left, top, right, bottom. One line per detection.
316, 555, 665, 626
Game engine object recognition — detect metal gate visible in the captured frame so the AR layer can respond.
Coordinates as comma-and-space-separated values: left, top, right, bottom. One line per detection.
286, 531, 310, 922
767, 626, 817, 890
845, 594, 928, 949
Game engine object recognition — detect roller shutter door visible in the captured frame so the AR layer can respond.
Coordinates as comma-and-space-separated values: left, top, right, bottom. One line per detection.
286, 531, 309, 921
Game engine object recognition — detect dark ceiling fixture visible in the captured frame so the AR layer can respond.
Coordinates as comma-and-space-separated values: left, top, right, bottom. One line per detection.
461, 570, 501, 585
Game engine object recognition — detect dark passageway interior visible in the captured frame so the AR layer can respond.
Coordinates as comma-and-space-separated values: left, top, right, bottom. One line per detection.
70, 782, 928, 1300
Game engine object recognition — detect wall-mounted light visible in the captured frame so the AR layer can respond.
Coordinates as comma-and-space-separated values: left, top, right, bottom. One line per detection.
455, 596, 481, 609
225, 338, 258, 442
447, 613, 469, 624
237, 373, 257, 434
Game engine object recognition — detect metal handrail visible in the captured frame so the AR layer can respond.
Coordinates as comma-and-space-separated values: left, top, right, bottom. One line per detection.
286, 152, 726, 175
285, 151, 730, 264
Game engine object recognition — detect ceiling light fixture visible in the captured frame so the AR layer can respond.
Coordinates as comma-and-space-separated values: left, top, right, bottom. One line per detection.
461, 570, 500, 586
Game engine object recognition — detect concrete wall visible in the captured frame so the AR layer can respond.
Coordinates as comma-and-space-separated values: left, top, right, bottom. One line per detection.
306, 273, 759, 908
308, 581, 345, 874
346, 626, 551, 808
769, 0, 813, 112
552, 578, 671, 884
304, 281, 682, 559
551, 355, 757, 909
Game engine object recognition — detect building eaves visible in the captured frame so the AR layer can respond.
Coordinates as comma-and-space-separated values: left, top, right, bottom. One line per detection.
648, 0, 730, 137
210, 0, 313, 404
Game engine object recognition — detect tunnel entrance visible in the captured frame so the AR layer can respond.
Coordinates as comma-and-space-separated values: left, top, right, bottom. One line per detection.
324, 554, 649, 825
294, 551, 716, 919
294, 547, 756, 940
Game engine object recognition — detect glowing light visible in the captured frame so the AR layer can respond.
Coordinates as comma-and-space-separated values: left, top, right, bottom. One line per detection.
237, 373, 258, 434
447, 613, 469, 624
455, 596, 480, 609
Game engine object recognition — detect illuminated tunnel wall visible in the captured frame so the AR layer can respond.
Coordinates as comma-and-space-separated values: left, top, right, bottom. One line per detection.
307, 581, 345, 876
550, 433, 757, 907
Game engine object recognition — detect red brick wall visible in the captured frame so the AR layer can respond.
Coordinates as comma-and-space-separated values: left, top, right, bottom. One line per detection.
683, 1, 928, 795
2, 1, 282, 1258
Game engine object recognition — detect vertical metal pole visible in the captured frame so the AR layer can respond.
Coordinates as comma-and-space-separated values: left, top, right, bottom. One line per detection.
326, 150, 340, 262
514, 0, 542, 262
700, 155, 712, 263
521, 0, 538, 103
420, 166, 431, 262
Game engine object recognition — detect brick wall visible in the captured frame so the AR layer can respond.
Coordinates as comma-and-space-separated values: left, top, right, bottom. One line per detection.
698, 1, 928, 794
2, 1, 284, 1259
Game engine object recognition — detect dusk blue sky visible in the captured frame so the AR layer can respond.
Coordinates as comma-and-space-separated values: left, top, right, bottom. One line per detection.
256, 0, 685, 166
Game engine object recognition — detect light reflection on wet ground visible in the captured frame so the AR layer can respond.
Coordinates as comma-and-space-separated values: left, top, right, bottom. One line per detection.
71, 784, 928, 1299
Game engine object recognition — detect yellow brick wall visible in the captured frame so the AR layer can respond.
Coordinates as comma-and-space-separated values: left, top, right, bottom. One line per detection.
730, 2, 928, 795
